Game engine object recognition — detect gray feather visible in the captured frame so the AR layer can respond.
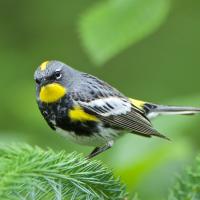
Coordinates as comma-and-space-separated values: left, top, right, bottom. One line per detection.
145, 103, 200, 119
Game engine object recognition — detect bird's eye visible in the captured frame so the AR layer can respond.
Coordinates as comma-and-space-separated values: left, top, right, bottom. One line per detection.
55, 71, 62, 80
35, 78, 41, 84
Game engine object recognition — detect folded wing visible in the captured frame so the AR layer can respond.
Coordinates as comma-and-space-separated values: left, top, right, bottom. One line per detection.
78, 97, 168, 139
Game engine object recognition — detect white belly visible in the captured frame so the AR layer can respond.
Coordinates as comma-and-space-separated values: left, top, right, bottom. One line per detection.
56, 127, 122, 146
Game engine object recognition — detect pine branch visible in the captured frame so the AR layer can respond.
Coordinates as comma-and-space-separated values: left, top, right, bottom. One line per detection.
168, 155, 200, 200
0, 144, 127, 200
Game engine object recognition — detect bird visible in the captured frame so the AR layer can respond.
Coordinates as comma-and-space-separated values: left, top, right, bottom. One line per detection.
34, 60, 200, 158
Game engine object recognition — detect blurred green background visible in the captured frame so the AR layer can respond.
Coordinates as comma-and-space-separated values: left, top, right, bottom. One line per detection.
0, 0, 200, 199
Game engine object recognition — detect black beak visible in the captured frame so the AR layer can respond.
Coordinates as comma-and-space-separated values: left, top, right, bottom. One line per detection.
41, 78, 49, 86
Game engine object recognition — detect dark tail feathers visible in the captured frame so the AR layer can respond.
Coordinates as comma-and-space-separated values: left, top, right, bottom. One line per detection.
144, 103, 200, 119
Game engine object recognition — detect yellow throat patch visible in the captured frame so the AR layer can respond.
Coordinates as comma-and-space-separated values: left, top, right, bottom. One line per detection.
69, 106, 98, 122
129, 98, 145, 109
40, 61, 49, 71
39, 83, 66, 103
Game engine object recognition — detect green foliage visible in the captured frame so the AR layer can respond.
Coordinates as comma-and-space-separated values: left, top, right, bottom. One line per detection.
169, 155, 200, 200
1, 143, 200, 200
132, 194, 140, 200
0, 144, 127, 200
79, 0, 170, 65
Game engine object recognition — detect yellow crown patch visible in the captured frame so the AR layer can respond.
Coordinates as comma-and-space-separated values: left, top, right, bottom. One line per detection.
40, 61, 49, 71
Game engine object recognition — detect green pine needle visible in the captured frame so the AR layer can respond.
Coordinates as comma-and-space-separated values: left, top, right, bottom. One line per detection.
169, 155, 200, 200
0, 144, 127, 200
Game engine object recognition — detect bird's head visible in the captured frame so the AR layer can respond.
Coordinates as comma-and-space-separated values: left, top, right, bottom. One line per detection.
34, 60, 75, 103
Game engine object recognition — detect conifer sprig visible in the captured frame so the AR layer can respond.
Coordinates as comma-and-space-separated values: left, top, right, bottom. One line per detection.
0, 144, 127, 200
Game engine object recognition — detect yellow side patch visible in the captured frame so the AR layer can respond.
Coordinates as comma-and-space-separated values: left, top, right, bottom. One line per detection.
69, 106, 98, 122
40, 83, 66, 103
40, 61, 49, 71
129, 98, 145, 109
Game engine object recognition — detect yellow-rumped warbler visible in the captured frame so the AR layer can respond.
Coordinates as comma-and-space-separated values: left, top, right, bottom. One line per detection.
34, 60, 200, 158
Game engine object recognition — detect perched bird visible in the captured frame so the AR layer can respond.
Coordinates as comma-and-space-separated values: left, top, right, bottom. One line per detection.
34, 60, 200, 158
